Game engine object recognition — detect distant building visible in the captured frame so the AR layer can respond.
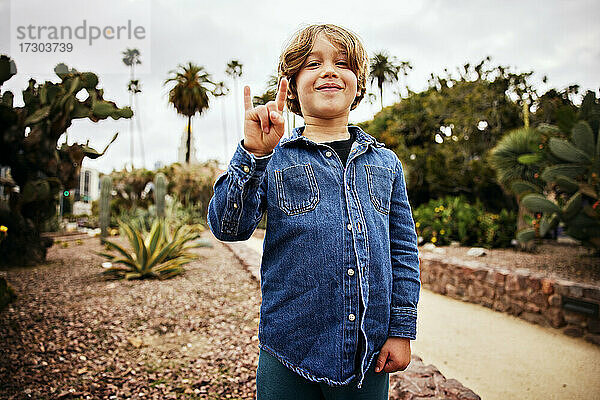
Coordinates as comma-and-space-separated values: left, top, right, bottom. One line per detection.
0, 166, 12, 210
71, 166, 100, 215
177, 122, 199, 164
73, 166, 100, 203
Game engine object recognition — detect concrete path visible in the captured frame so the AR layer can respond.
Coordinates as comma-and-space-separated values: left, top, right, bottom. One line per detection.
241, 236, 600, 400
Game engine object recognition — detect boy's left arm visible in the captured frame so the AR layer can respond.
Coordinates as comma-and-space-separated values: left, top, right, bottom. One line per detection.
375, 157, 421, 373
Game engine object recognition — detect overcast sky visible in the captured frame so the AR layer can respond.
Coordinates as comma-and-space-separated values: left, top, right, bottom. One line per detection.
1, 0, 599, 174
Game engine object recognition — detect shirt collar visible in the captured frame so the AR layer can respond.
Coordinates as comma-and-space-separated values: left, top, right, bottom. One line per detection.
279, 125, 386, 148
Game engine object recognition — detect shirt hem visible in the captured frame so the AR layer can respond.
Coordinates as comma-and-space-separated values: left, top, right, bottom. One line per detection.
258, 342, 357, 387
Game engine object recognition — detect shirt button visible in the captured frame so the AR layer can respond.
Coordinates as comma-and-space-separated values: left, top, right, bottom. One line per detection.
347, 268, 355, 276
348, 314, 356, 322
347, 223, 352, 231
233, 203, 238, 208
325, 151, 332, 157
243, 165, 250, 173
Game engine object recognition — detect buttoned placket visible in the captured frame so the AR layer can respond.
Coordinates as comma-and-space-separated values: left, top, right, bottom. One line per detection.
343, 142, 372, 389
320, 139, 372, 387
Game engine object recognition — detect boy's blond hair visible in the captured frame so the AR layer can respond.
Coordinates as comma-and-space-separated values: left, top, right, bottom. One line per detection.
278, 24, 369, 116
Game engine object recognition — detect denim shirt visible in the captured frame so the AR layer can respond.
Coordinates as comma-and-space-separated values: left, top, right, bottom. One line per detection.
207, 125, 420, 389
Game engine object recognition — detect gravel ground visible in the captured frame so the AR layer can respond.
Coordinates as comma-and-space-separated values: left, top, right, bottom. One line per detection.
0, 231, 262, 400
2, 229, 597, 399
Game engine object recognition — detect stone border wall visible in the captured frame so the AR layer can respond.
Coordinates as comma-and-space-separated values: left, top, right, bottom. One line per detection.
419, 252, 600, 346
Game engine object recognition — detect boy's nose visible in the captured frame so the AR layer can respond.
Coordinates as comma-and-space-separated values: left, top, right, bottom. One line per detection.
320, 65, 338, 78
321, 62, 337, 77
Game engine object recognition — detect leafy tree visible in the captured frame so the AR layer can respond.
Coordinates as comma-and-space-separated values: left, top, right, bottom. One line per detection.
359, 58, 533, 211
164, 62, 217, 164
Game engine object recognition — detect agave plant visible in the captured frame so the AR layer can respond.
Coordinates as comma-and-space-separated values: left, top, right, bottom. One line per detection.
98, 218, 205, 280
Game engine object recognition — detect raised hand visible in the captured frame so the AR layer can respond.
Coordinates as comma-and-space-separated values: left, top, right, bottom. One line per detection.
242, 77, 288, 157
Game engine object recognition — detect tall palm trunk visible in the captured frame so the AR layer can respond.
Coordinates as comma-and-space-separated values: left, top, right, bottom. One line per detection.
234, 78, 241, 139
517, 195, 535, 251
129, 62, 135, 170
186, 115, 192, 164
134, 94, 145, 168
221, 98, 228, 161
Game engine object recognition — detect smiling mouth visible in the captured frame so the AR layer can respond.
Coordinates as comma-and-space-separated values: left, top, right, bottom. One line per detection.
316, 85, 343, 92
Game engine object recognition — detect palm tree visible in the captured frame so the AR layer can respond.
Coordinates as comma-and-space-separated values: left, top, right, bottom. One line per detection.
489, 127, 544, 247
398, 61, 413, 99
122, 48, 142, 169
127, 79, 145, 168
164, 63, 216, 164
226, 60, 243, 138
369, 51, 401, 110
252, 74, 278, 106
213, 81, 230, 162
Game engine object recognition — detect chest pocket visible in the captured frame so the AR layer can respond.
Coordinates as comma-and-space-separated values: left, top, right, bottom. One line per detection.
364, 164, 394, 214
274, 164, 320, 216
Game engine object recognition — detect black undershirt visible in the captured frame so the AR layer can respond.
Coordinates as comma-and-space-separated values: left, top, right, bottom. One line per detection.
321, 129, 356, 167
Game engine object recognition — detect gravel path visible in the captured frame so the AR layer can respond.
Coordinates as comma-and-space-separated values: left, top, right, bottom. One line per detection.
0, 231, 262, 399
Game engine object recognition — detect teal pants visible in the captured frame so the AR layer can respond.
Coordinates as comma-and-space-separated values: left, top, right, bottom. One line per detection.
256, 349, 389, 400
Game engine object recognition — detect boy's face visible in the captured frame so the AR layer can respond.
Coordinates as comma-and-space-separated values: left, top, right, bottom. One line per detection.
295, 33, 360, 121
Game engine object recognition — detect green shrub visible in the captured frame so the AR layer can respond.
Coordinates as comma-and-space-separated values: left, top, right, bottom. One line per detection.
413, 195, 516, 248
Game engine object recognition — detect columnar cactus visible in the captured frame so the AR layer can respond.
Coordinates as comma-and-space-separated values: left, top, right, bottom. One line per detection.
154, 172, 167, 218
100, 176, 112, 238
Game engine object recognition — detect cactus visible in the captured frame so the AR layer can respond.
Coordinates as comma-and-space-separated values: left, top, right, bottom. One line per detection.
100, 176, 112, 238
154, 172, 167, 219
0, 55, 132, 265
515, 117, 600, 251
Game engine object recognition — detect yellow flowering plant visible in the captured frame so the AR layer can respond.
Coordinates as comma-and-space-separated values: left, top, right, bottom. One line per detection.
0, 225, 7, 245
413, 195, 516, 248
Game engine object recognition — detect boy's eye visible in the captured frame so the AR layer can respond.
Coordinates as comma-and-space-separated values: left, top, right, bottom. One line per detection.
305, 61, 319, 68
336, 61, 349, 67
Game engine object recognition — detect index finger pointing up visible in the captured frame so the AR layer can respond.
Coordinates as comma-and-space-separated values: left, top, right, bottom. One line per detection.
275, 77, 288, 112
243, 85, 253, 111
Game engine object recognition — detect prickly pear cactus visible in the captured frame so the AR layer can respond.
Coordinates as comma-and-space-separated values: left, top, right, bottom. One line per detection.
516, 118, 600, 251
154, 173, 167, 218
0, 54, 132, 265
100, 176, 112, 238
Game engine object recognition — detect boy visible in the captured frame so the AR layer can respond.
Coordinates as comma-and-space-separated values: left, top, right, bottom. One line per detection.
207, 24, 420, 399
